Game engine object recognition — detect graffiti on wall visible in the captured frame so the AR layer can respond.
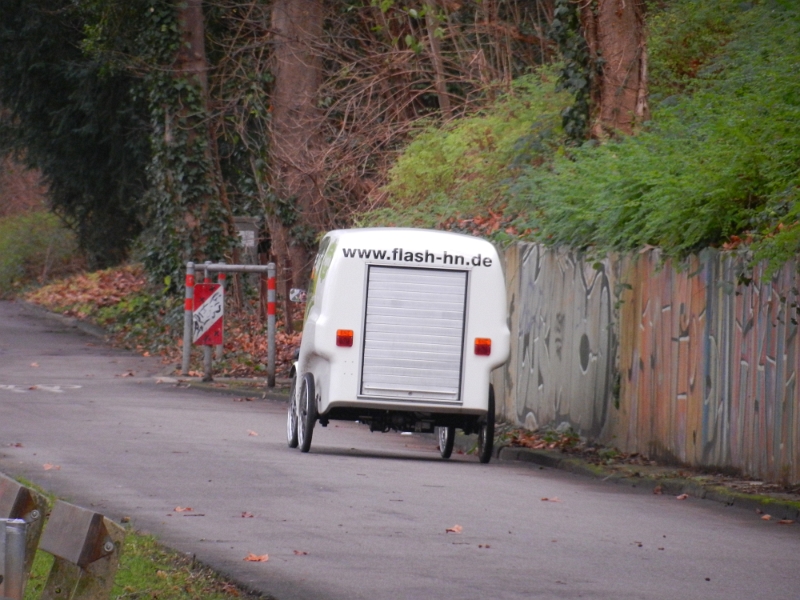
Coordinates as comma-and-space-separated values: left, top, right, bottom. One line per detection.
505, 243, 800, 484
515, 244, 616, 438
616, 250, 800, 483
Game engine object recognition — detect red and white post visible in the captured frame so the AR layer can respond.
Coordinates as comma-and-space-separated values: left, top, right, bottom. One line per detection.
182, 262, 195, 375
216, 267, 226, 361
267, 263, 276, 387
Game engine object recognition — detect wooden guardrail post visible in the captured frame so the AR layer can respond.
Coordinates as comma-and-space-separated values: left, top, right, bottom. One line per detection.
0, 473, 48, 597
38, 501, 125, 600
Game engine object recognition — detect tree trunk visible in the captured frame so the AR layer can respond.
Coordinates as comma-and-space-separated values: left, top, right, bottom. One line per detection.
269, 0, 325, 289
167, 0, 231, 268
424, 0, 451, 118
176, 0, 209, 99
582, 0, 649, 137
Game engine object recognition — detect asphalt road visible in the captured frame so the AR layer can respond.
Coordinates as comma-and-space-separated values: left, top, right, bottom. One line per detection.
1, 299, 798, 600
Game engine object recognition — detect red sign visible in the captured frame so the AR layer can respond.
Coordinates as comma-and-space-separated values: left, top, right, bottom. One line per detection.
193, 283, 224, 345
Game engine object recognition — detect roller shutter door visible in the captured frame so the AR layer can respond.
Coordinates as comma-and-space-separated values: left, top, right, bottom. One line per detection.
360, 266, 467, 402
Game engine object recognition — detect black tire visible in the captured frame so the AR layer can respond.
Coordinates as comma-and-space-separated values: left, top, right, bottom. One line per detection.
286, 375, 298, 448
477, 384, 495, 464
437, 426, 455, 459
297, 373, 317, 453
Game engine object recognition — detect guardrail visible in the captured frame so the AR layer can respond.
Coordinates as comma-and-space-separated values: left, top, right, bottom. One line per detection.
0, 474, 124, 600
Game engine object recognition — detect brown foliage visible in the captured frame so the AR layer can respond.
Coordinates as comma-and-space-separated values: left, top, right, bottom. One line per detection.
0, 155, 47, 217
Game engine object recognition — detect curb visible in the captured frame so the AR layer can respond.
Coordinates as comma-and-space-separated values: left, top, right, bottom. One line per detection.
175, 377, 292, 403
17, 300, 108, 340
496, 445, 800, 522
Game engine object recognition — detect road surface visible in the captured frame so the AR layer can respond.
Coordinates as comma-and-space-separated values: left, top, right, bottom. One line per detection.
0, 300, 798, 600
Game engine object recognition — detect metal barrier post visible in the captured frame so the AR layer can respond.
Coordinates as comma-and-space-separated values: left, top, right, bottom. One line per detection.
203, 262, 213, 382
182, 262, 195, 375
216, 265, 226, 361
0, 518, 28, 600
267, 263, 276, 388
184, 262, 277, 386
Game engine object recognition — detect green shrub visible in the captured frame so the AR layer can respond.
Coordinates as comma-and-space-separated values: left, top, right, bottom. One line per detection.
0, 210, 81, 296
511, 0, 800, 265
360, 69, 570, 229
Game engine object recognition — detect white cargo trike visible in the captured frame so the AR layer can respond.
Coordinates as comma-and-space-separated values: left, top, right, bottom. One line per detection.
286, 228, 510, 462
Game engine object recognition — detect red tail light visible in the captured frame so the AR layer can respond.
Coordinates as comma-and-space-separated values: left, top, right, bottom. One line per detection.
474, 338, 491, 356
336, 329, 354, 347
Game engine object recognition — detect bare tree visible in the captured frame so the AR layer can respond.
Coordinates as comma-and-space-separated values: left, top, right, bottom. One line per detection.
204, 0, 553, 291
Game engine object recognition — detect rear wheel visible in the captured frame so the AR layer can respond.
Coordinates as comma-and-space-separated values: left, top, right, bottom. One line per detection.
437, 426, 455, 459
477, 385, 495, 464
297, 373, 317, 453
286, 375, 298, 448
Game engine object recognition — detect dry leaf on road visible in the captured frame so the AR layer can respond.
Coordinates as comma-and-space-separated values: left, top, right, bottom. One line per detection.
761, 514, 772, 521
30, 362, 39, 367
241, 512, 254, 518
43, 463, 60, 471
244, 553, 269, 562
778, 519, 794, 525
293, 550, 309, 556
446, 525, 463, 534
174, 506, 193, 513
653, 485, 663, 495
541, 497, 562, 502
247, 430, 259, 437
676, 494, 689, 500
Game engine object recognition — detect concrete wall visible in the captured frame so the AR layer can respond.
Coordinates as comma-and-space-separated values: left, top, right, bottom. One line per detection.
499, 243, 800, 485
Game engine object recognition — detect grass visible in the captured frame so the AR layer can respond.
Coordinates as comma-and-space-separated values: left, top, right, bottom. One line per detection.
23, 530, 260, 600
13, 478, 259, 600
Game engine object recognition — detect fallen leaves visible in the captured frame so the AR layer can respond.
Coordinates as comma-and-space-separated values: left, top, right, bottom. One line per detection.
23, 263, 304, 379
653, 485, 663, 495
676, 494, 689, 500
441, 208, 520, 238
43, 463, 60, 471
247, 430, 259, 437
116, 371, 135, 378
507, 429, 579, 452
756, 509, 794, 524
445, 525, 463, 534
541, 497, 561, 503
243, 553, 268, 562
241, 512, 254, 518
293, 550, 309, 556
30, 362, 39, 368
25, 265, 147, 314
174, 506, 193, 513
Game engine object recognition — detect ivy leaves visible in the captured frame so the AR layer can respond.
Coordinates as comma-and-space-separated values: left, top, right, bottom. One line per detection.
550, 0, 597, 143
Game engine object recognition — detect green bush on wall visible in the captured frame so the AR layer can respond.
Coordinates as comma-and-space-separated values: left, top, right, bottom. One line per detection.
362, 69, 570, 230
0, 210, 81, 296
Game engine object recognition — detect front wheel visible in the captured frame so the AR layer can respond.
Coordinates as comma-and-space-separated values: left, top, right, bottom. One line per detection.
286, 375, 298, 448
477, 384, 495, 464
297, 373, 317, 453
437, 426, 455, 459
